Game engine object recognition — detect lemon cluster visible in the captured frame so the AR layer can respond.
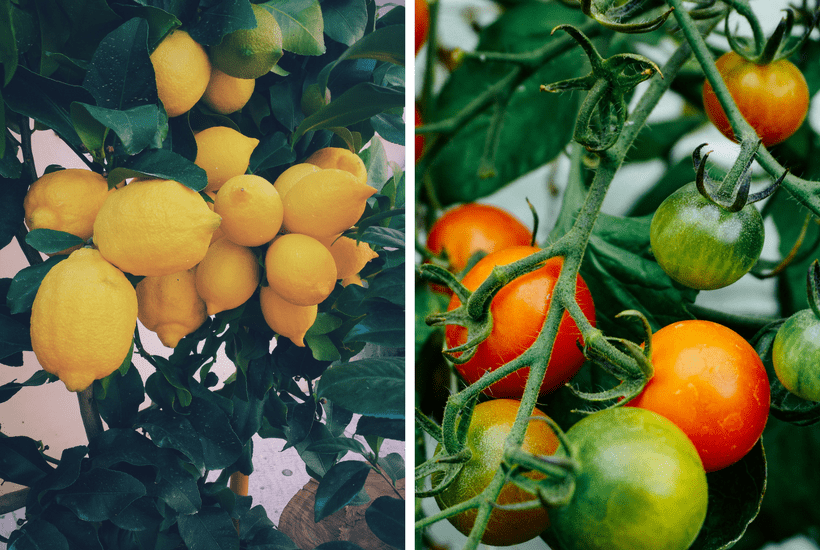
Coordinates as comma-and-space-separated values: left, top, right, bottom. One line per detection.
149, 4, 282, 118
24, 145, 378, 392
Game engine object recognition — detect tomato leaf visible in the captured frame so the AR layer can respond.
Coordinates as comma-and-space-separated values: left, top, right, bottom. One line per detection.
314, 460, 371, 521
689, 440, 766, 550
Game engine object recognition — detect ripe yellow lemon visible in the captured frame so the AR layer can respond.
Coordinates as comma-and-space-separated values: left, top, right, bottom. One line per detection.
215, 174, 283, 247
195, 237, 261, 315
273, 163, 321, 199
210, 4, 283, 79
201, 67, 255, 114
305, 147, 368, 186
150, 29, 212, 118
282, 169, 376, 238
136, 268, 208, 348
93, 179, 222, 277
319, 235, 379, 279
259, 284, 317, 347
194, 126, 259, 192
265, 233, 337, 306
341, 274, 363, 287
23, 169, 111, 254
30, 248, 137, 392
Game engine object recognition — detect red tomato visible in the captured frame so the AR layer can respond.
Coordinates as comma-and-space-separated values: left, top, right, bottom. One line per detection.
626, 319, 770, 472
415, 106, 424, 163
445, 246, 596, 398
415, 0, 429, 55
427, 203, 532, 275
702, 51, 809, 147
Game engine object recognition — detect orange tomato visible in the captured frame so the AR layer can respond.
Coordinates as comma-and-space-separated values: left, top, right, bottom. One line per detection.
415, 0, 429, 55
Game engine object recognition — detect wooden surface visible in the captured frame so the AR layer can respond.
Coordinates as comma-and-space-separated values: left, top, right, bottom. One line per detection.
278, 470, 405, 550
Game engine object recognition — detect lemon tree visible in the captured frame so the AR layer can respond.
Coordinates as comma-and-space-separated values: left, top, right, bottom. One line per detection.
0, 0, 405, 548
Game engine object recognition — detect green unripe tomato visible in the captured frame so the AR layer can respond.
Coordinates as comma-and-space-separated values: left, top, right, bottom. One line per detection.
549, 407, 708, 550
649, 182, 764, 290
773, 309, 820, 401
301, 83, 331, 116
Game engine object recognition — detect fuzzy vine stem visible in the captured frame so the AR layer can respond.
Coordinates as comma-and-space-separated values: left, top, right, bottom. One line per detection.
418, 25, 704, 549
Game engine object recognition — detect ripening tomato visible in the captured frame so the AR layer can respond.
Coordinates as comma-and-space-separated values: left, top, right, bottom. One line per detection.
649, 181, 764, 290
702, 51, 809, 147
415, 106, 424, 163
626, 319, 770, 472
415, 0, 429, 55
434, 399, 558, 546
427, 203, 532, 275
773, 309, 820, 402
549, 407, 708, 550
445, 246, 596, 398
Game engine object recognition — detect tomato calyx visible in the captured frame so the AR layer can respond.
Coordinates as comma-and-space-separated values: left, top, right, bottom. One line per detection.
806, 259, 820, 320
540, 25, 662, 151
691, 141, 784, 213
724, 6, 819, 65
569, 310, 655, 407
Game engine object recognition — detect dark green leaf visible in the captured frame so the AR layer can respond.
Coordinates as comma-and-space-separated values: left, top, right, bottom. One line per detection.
355, 416, 404, 441
237, 505, 275, 539
249, 131, 297, 173
689, 441, 765, 550
136, 407, 206, 472
110, 495, 163, 531
0, 134, 24, 177
294, 421, 343, 478
316, 357, 404, 418
321, 0, 367, 46
628, 115, 704, 162
93, 363, 144, 429
83, 18, 156, 110
113, 4, 181, 49
4, 67, 91, 148
231, 389, 266, 444
365, 496, 404, 548
427, 2, 585, 204
314, 461, 371, 522
108, 147, 208, 191
33, 0, 120, 68
268, 0, 325, 56
370, 112, 403, 145
177, 506, 240, 550
317, 25, 404, 93
0, 435, 54, 485
30, 445, 87, 506
305, 436, 368, 456
186, 0, 256, 46
352, 225, 404, 249
0, 0, 17, 85
377, 452, 404, 483
304, 332, 343, 362
155, 453, 202, 514
0, 370, 56, 403
41, 504, 103, 550
312, 544, 366, 550
292, 83, 403, 145
54, 467, 146, 522
7, 519, 69, 550
186, 393, 244, 470
72, 102, 166, 155
0, 177, 26, 248
364, 266, 404, 306
343, 305, 404, 347
7, 255, 66, 314
0, 311, 31, 359
24, 228, 84, 255
359, 135, 390, 190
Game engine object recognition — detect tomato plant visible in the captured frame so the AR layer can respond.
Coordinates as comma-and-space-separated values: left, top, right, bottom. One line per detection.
426, 203, 533, 275
416, 0, 429, 55
773, 309, 820, 402
626, 320, 771, 472
433, 399, 559, 546
703, 51, 810, 147
416, 106, 425, 162
649, 181, 765, 290
549, 407, 709, 550
445, 247, 595, 399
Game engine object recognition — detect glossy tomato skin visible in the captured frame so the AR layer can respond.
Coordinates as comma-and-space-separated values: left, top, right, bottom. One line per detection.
550, 407, 708, 550
434, 399, 558, 546
702, 51, 809, 147
650, 182, 764, 290
415, 0, 429, 55
626, 320, 770, 472
773, 309, 820, 402
445, 246, 596, 398
427, 203, 532, 275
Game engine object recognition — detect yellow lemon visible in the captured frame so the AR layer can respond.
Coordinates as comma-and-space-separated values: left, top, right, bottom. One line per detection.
215, 174, 283, 247
150, 29, 212, 118
265, 233, 337, 306
204, 191, 226, 244
210, 4, 283, 79
259, 284, 317, 347
194, 126, 259, 192
93, 179, 222, 277
136, 268, 208, 348
319, 234, 379, 279
195, 237, 261, 315
341, 274, 363, 287
305, 147, 368, 186
282, 169, 376, 239
23, 169, 111, 254
201, 67, 255, 114
273, 163, 321, 199
30, 248, 137, 392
